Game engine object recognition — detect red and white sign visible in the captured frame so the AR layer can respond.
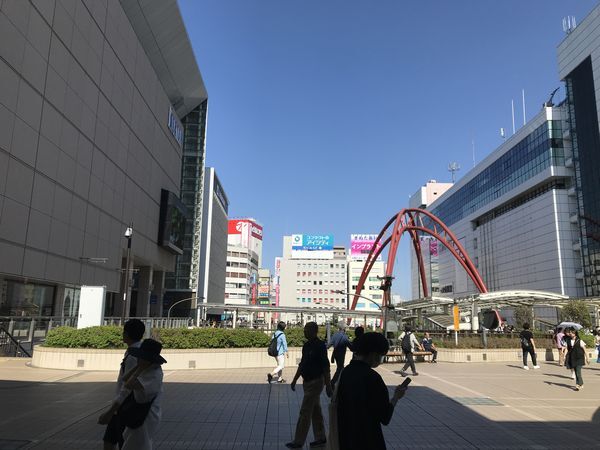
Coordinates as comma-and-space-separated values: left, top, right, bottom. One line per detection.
228, 219, 263, 240
350, 234, 382, 260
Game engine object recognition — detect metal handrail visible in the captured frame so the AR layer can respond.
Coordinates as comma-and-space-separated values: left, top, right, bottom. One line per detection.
0, 326, 31, 357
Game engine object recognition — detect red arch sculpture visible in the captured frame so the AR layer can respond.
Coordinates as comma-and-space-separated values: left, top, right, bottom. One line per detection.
351, 208, 487, 311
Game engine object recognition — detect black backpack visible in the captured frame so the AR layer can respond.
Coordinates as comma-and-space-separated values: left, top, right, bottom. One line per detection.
268, 332, 280, 357
401, 333, 412, 353
520, 335, 530, 348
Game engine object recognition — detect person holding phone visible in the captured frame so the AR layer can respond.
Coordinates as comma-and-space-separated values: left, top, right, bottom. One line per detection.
333, 332, 408, 450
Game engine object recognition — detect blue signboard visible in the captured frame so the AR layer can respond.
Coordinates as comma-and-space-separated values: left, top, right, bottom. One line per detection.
291, 234, 334, 250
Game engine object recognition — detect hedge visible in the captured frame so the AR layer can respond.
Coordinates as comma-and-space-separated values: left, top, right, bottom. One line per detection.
45, 326, 125, 349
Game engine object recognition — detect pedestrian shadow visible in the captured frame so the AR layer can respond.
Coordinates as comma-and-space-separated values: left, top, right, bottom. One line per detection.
506, 364, 526, 370
544, 380, 576, 390
543, 373, 572, 380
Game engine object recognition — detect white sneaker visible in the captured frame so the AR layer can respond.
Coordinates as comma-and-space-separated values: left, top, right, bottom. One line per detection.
571, 373, 576, 380
523, 366, 529, 370
533, 365, 540, 369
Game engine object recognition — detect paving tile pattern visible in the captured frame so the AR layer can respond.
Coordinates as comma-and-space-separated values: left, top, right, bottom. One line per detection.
0, 359, 599, 449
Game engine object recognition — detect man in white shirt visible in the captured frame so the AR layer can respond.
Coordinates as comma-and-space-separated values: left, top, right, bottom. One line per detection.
98, 319, 145, 450
399, 326, 422, 377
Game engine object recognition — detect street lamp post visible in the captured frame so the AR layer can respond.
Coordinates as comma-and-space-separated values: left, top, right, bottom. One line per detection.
120, 224, 133, 324
167, 296, 204, 324
335, 290, 396, 333
377, 275, 394, 337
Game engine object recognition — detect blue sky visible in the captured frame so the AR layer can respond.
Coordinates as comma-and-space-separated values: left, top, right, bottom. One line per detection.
179, 0, 598, 299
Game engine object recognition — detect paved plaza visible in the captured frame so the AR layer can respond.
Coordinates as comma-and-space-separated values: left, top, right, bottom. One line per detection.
0, 358, 599, 449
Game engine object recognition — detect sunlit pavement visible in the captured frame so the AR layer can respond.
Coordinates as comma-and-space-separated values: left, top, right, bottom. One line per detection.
0, 358, 599, 449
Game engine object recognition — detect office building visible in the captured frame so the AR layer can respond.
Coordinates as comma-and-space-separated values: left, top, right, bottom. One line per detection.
257, 268, 271, 306
197, 167, 228, 318
224, 219, 262, 305
411, 105, 582, 298
558, 4, 600, 296
347, 234, 386, 326
0, 0, 203, 318
279, 235, 348, 321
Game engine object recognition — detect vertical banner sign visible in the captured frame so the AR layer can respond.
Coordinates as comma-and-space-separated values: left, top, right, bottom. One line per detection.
453, 305, 460, 331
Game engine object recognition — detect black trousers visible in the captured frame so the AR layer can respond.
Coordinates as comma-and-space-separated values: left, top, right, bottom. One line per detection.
522, 347, 537, 366
331, 352, 346, 385
402, 352, 416, 373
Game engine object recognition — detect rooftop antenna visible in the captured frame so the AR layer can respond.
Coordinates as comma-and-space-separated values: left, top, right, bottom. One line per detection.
471, 136, 476, 168
500, 127, 506, 140
522, 89, 526, 126
448, 162, 460, 183
563, 16, 577, 34
511, 100, 516, 134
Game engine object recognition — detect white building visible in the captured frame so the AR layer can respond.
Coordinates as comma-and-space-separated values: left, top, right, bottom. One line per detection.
279, 235, 348, 322
410, 106, 583, 298
409, 181, 453, 298
346, 234, 386, 327
224, 219, 262, 305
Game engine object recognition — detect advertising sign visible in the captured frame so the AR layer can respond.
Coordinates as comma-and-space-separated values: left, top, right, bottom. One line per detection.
350, 234, 382, 260
258, 285, 270, 298
77, 286, 106, 329
291, 234, 334, 259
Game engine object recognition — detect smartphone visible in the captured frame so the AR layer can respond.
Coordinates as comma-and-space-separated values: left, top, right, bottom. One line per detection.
399, 377, 412, 388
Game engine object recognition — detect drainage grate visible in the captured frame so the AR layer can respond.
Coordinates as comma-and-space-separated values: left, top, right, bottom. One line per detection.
453, 397, 503, 406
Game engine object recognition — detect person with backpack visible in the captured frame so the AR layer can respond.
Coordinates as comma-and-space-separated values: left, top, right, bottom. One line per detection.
267, 321, 288, 383
565, 326, 589, 390
520, 323, 540, 370
327, 322, 352, 388
399, 326, 422, 377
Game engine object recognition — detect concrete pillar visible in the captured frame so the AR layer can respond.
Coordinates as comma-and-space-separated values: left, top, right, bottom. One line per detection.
150, 271, 165, 317
136, 267, 153, 317
232, 309, 237, 328
471, 301, 479, 332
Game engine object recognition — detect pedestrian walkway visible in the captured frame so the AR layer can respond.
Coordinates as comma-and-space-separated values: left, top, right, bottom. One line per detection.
0, 358, 599, 449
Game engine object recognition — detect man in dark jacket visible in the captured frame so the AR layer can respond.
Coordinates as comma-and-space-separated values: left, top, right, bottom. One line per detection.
327, 322, 352, 387
286, 322, 333, 449
336, 332, 407, 449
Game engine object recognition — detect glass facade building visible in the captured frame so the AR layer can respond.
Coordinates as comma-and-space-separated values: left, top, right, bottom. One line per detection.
430, 120, 565, 227
165, 100, 208, 293
565, 57, 600, 296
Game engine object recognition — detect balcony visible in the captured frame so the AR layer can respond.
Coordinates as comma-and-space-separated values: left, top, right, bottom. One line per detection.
570, 213, 579, 224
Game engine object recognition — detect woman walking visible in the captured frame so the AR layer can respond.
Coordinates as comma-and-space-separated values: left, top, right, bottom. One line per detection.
566, 327, 589, 390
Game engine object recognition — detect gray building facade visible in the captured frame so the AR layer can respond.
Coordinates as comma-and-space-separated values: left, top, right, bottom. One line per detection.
0, 0, 205, 319
558, 4, 600, 296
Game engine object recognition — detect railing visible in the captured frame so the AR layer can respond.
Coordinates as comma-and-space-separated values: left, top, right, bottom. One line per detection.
103, 317, 193, 329
0, 326, 32, 357
0, 316, 193, 355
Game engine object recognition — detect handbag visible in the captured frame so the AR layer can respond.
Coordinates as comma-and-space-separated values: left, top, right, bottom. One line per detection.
117, 392, 155, 429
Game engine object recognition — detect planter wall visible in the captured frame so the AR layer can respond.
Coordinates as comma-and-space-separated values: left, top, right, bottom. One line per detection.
32, 346, 307, 371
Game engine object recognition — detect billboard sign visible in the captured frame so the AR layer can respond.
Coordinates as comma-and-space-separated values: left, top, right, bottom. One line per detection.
258, 285, 270, 298
291, 234, 334, 259
350, 234, 382, 260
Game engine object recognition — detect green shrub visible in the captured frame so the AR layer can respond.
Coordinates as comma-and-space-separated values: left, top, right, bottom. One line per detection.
45, 326, 125, 349
154, 328, 271, 349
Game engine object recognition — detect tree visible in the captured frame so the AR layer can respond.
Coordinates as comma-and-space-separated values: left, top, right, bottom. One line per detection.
514, 305, 533, 329
561, 300, 592, 328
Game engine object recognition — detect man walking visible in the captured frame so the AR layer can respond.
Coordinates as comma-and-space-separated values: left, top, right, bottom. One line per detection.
268, 321, 288, 383
399, 326, 422, 377
286, 322, 332, 449
520, 323, 540, 370
328, 322, 352, 387
421, 332, 438, 363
